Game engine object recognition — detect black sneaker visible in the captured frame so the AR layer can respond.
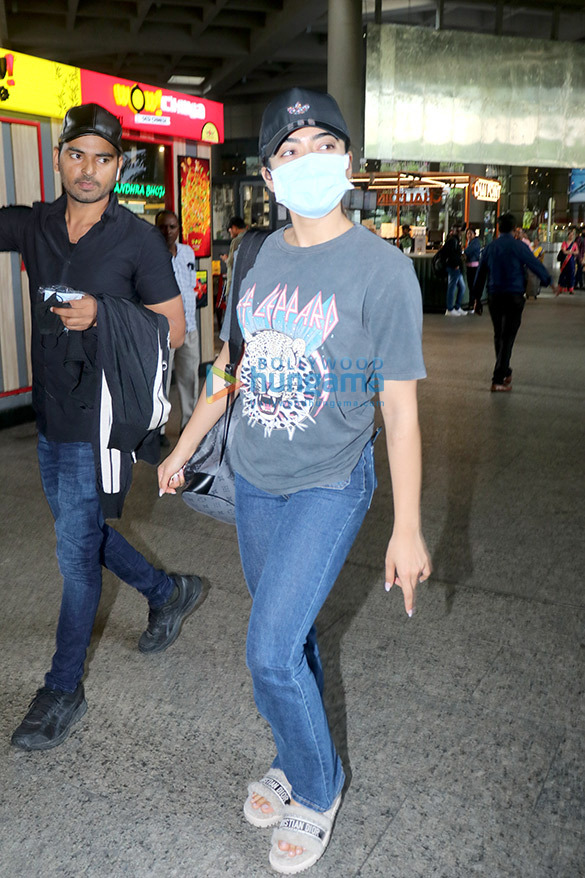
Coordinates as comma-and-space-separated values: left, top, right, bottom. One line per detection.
138, 574, 203, 654
11, 684, 87, 751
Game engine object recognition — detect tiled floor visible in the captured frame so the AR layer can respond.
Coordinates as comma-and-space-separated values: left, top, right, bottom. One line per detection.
1, 292, 584, 877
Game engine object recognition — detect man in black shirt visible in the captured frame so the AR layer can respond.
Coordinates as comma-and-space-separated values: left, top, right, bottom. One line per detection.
2, 104, 203, 751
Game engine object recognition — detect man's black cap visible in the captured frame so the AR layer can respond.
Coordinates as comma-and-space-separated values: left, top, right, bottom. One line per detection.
259, 88, 350, 162
59, 103, 123, 153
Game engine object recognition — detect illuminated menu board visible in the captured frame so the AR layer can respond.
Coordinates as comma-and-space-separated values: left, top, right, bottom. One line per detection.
179, 156, 211, 258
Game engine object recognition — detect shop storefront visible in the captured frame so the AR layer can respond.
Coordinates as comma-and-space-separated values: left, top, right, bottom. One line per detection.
0, 48, 223, 413
346, 170, 502, 311
349, 170, 501, 242
362, 23, 585, 308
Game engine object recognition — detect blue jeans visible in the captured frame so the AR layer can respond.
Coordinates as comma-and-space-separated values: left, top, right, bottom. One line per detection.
37, 435, 174, 692
446, 267, 466, 311
235, 442, 376, 812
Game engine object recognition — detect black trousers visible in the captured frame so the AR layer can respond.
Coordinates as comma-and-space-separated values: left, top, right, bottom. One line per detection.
466, 266, 478, 308
488, 293, 525, 384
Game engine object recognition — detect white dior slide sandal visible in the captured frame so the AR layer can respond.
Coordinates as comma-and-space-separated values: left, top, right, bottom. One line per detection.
268, 793, 342, 874
243, 768, 292, 828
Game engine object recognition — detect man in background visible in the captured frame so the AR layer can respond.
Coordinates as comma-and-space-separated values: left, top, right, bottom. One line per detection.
473, 212, 554, 392
398, 223, 414, 253
156, 210, 200, 434
224, 216, 247, 301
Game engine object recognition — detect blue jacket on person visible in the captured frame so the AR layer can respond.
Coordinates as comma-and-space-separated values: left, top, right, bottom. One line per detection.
464, 236, 481, 263
473, 232, 552, 297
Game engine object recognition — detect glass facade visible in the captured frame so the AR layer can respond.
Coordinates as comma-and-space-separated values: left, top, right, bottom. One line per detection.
365, 24, 585, 168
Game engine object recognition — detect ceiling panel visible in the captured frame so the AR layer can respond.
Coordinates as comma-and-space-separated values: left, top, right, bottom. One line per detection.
0, 0, 582, 105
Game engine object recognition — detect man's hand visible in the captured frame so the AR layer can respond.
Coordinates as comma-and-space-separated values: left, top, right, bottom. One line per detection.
51, 295, 98, 331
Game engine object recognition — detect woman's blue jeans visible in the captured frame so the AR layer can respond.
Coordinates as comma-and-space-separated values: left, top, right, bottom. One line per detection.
446, 267, 466, 311
235, 442, 376, 812
37, 434, 173, 693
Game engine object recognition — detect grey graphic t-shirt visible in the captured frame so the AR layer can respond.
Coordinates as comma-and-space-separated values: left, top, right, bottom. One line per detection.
220, 223, 425, 494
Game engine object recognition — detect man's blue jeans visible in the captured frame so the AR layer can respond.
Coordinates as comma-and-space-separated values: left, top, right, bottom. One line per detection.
446, 267, 466, 311
37, 435, 173, 692
235, 442, 376, 812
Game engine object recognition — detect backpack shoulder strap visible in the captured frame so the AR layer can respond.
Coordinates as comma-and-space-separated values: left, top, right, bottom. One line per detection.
227, 229, 270, 369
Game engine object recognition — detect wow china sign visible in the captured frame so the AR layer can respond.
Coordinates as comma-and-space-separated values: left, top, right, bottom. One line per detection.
80, 69, 223, 144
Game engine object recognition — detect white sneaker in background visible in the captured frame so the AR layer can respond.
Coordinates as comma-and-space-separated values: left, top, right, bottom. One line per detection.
445, 309, 458, 316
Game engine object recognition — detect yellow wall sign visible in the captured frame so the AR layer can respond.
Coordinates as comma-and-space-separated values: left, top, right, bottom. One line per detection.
0, 48, 81, 119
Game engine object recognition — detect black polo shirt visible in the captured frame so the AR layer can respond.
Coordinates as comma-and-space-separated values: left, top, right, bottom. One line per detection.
0, 193, 180, 442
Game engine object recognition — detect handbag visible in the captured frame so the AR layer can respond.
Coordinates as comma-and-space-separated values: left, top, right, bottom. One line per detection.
181, 392, 241, 524
181, 230, 269, 524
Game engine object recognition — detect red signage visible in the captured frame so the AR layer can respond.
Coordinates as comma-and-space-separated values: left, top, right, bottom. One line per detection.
377, 188, 442, 207
179, 156, 211, 258
80, 70, 223, 144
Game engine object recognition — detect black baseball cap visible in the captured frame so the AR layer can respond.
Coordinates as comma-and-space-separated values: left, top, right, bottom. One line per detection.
59, 103, 123, 153
259, 88, 350, 162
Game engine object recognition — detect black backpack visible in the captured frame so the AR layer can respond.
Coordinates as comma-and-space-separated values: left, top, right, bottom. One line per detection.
432, 247, 448, 280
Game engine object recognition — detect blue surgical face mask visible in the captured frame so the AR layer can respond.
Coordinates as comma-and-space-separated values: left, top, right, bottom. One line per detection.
269, 152, 353, 219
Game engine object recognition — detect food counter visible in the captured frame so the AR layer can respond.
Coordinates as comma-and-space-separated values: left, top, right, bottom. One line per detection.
407, 254, 451, 313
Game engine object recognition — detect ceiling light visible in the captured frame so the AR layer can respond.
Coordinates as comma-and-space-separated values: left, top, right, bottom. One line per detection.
167, 75, 205, 86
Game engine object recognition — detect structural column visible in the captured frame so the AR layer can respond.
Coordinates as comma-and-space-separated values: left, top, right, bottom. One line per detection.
507, 167, 529, 219
467, 163, 488, 226
327, 0, 364, 170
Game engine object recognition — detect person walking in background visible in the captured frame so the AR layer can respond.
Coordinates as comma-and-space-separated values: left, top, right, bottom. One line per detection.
443, 226, 466, 316
463, 228, 482, 314
514, 225, 532, 248
526, 230, 544, 300
2, 104, 203, 751
532, 231, 544, 262
158, 87, 431, 873
473, 212, 554, 392
557, 227, 579, 294
575, 229, 584, 289
156, 210, 201, 433
224, 215, 247, 301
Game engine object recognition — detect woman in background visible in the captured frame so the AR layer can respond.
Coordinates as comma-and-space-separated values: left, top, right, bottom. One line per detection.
557, 228, 579, 294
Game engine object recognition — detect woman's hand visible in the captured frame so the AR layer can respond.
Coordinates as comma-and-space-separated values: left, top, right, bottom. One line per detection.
158, 449, 188, 496
385, 530, 432, 617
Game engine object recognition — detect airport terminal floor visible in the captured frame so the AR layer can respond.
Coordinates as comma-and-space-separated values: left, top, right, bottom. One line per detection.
1, 291, 584, 877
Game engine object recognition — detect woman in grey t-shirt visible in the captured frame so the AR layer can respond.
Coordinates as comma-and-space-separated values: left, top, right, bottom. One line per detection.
159, 88, 431, 875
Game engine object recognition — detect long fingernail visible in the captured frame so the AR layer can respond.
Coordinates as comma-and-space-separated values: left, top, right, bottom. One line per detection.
385, 581, 392, 592
407, 609, 414, 617
159, 489, 164, 497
